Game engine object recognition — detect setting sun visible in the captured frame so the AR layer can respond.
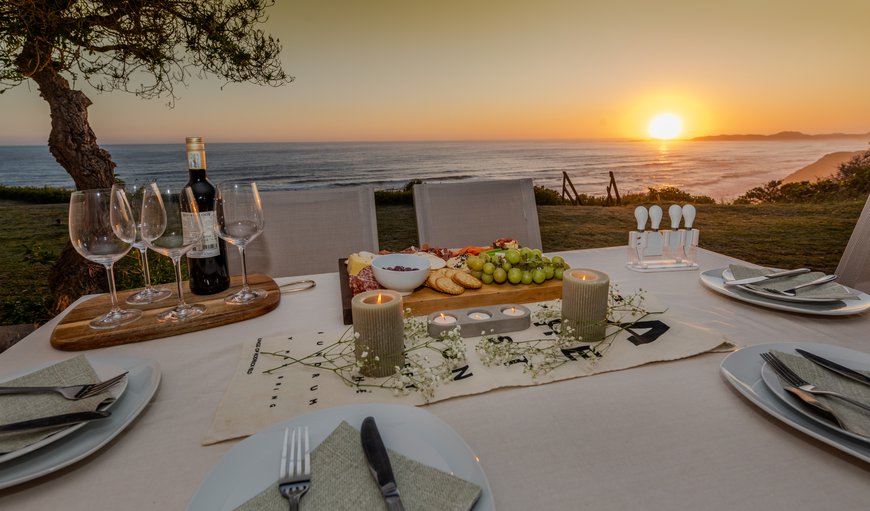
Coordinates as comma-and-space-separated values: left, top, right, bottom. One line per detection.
648, 113, 684, 140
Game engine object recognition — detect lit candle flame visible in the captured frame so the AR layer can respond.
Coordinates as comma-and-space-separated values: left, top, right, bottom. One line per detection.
580, 274, 588, 281
376, 293, 383, 304
511, 306, 517, 314
439, 312, 446, 320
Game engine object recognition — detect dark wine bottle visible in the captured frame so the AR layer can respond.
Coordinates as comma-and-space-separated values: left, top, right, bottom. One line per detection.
182, 137, 230, 295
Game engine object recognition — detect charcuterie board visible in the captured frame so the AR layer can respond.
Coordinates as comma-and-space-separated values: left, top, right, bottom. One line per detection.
50, 274, 280, 350
338, 259, 562, 324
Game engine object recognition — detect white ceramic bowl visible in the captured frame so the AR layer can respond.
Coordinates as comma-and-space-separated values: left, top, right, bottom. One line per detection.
371, 254, 431, 295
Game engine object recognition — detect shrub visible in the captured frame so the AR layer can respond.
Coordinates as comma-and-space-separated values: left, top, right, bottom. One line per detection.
0, 185, 72, 204
735, 150, 870, 204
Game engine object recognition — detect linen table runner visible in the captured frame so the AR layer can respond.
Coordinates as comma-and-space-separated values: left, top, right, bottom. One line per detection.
205, 296, 734, 444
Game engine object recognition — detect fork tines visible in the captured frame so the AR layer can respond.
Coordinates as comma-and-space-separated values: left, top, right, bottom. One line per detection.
279, 426, 311, 510
77, 372, 129, 399
760, 352, 806, 387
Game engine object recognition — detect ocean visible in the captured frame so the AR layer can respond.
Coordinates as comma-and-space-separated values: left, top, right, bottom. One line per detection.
1, 139, 867, 201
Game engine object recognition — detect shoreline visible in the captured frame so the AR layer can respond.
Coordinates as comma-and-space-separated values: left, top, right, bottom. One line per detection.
780, 150, 864, 184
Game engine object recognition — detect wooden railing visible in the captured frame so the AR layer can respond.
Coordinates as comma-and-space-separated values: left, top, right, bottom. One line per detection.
561, 171, 622, 206
561, 171, 581, 205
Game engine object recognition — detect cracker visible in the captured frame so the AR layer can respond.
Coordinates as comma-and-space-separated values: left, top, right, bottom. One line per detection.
452, 271, 482, 289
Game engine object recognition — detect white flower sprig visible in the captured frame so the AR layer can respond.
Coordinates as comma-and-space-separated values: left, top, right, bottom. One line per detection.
476, 287, 656, 378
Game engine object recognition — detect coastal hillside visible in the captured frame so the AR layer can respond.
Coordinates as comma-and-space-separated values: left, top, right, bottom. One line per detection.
692, 131, 870, 142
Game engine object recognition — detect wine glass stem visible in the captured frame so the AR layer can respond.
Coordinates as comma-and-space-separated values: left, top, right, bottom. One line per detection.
172, 257, 188, 308
239, 246, 250, 292
105, 263, 122, 313
140, 247, 154, 288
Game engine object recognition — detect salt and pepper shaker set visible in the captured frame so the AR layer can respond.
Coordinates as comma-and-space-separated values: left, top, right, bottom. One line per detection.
628, 204, 699, 270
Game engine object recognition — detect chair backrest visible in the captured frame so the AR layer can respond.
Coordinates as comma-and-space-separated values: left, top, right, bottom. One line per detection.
413, 178, 542, 249
228, 186, 378, 277
835, 193, 870, 293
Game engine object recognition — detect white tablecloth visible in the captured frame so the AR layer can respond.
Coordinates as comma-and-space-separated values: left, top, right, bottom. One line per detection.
1, 247, 868, 510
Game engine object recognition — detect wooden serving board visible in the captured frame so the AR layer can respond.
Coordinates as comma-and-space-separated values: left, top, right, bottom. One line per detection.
338, 259, 562, 324
50, 274, 280, 351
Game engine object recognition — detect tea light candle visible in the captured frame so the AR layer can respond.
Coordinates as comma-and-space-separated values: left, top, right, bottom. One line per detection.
467, 311, 491, 321
501, 306, 525, 317
561, 269, 609, 342
351, 290, 405, 377
432, 312, 458, 325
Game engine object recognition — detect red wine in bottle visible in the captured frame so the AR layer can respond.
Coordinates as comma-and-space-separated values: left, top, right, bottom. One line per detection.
182, 137, 230, 295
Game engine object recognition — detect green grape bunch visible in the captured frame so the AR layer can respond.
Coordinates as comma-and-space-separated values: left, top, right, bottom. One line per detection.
465, 248, 569, 286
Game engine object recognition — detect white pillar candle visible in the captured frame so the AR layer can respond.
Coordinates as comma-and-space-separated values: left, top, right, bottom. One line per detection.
351, 289, 405, 377
561, 269, 610, 342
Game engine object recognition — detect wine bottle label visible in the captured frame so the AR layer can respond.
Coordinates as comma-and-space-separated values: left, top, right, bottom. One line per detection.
187, 151, 206, 170
183, 211, 220, 258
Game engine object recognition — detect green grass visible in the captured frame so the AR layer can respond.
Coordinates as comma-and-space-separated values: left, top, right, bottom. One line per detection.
1, 199, 865, 326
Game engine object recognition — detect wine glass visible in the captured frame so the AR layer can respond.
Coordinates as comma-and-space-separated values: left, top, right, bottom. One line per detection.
215, 182, 267, 304
68, 188, 143, 329
140, 183, 207, 322
113, 182, 172, 304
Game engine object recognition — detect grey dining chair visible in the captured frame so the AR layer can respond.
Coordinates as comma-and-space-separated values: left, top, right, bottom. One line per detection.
227, 186, 379, 277
835, 192, 870, 293
413, 178, 542, 249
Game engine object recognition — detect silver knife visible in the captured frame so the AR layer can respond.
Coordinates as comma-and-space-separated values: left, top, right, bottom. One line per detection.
361, 416, 406, 511
0, 411, 111, 433
724, 268, 811, 286
795, 349, 870, 387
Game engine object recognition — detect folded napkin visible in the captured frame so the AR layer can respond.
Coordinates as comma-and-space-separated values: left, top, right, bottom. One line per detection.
235, 421, 481, 511
771, 350, 870, 438
728, 265, 861, 300
0, 355, 116, 454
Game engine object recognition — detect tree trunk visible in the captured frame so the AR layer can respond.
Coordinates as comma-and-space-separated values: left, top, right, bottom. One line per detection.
19, 49, 118, 315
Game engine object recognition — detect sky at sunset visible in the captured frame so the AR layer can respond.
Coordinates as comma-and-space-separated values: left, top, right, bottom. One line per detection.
2, 0, 870, 144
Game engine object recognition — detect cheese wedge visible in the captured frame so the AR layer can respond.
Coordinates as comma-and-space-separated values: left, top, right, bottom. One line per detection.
347, 253, 372, 276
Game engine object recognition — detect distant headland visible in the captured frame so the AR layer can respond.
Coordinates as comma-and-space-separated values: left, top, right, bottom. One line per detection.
691, 131, 870, 142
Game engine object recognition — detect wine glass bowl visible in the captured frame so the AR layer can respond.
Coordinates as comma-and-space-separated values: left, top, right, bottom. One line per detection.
215, 182, 267, 305
114, 182, 172, 305
68, 188, 143, 329
141, 184, 207, 322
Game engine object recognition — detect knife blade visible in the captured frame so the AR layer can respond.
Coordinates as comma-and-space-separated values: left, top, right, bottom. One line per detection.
0, 411, 111, 433
360, 416, 405, 511
795, 349, 870, 387
723, 268, 811, 286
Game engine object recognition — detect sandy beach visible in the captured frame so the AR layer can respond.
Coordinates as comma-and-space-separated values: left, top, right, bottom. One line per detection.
780, 150, 864, 184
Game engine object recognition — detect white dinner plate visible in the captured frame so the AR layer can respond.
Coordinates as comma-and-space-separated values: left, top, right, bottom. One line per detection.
720, 342, 870, 462
760, 361, 870, 444
0, 355, 161, 489
187, 403, 493, 511
0, 360, 129, 464
721, 268, 843, 303
700, 268, 870, 315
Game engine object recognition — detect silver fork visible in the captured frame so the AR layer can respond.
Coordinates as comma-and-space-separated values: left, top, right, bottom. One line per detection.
278, 426, 311, 511
0, 372, 128, 400
761, 352, 870, 412
766, 274, 837, 296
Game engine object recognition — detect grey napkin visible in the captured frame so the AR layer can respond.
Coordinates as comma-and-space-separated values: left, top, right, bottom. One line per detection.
0, 355, 115, 454
234, 421, 481, 511
728, 265, 860, 300
772, 350, 870, 438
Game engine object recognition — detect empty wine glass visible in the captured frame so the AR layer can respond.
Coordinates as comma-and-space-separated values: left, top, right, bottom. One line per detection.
215, 181, 267, 304
113, 182, 172, 305
140, 183, 207, 322
68, 188, 143, 329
